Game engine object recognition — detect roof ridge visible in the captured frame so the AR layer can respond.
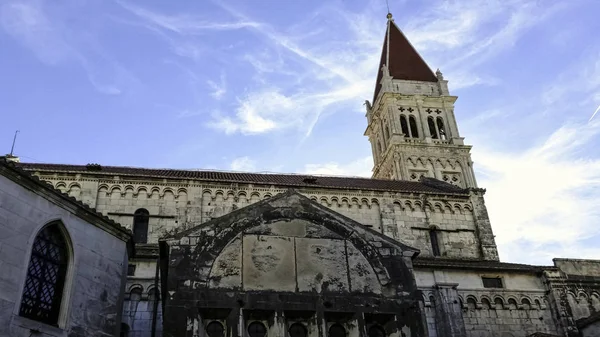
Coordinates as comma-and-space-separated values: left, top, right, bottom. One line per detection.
17, 161, 470, 196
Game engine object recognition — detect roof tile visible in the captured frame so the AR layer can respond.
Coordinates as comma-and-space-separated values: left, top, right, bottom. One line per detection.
18, 162, 469, 196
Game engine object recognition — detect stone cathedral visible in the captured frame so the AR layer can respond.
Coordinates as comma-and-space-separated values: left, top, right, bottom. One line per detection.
3, 14, 600, 337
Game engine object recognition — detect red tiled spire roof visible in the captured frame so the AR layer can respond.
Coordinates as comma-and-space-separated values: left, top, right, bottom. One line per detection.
373, 15, 438, 102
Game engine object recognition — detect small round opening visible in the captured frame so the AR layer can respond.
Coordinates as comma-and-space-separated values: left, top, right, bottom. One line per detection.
248, 322, 267, 337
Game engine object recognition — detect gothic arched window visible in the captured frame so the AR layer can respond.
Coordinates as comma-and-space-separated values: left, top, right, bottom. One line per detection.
429, 228, 441, 257
428, 117, 438, 139
289, 323, 307, 337
19, 222, 69, 326
436, 117, 446, 140
206, 321, 225, 337
409, 116, 419, 138
248, 322, 267, 337
133, 208, 149, 243
329, 324, 346, 337
400, 115, 409, 136
368, 325, 386, 337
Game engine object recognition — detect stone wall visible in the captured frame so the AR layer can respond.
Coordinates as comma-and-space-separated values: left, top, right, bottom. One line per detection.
0, 174, 129, 336
416, 269, 561, 337
35, 173, 488, 260
161, 190, 426, 337
543, 259, 600, 336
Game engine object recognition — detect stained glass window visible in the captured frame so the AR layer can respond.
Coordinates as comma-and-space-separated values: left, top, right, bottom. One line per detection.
19, 223, 68, 326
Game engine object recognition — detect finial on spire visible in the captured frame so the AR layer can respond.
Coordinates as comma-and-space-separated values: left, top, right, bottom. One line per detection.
387, 12, 393, 21
436, 68, 444, 80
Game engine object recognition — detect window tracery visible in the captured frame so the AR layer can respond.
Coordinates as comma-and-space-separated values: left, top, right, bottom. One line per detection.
19, 222, 69, 326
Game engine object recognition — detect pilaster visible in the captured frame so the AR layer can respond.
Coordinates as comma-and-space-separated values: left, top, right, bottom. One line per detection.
468, 189, 499, 261
432, 283, 466, 337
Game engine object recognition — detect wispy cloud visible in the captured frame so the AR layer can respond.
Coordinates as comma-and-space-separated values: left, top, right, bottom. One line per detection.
475, 119, 600, 264
302, 156, 373, 177
0, 0, 136, 95
117, 1, 260, 34
207, 72, 226, 100
0, 1, 73, 65
230, 156, 256, 171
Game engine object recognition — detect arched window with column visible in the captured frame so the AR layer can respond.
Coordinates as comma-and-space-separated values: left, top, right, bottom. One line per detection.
436, 117, 447, 140
428, 117, 438, 139
409, 116, 419, 138
19, 221, 70, 326
133, 208, 149, 243
400, 115, 409, 136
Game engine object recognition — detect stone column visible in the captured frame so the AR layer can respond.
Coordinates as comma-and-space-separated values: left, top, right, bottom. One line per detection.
432, 283, 466, 337
415, 98, 432, 142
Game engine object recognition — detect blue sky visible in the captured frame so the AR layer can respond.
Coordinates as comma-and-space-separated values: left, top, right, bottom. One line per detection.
1, 0, 599, 265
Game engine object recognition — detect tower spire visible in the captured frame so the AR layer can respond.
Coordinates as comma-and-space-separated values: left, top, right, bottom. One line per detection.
372, 15, 438, 103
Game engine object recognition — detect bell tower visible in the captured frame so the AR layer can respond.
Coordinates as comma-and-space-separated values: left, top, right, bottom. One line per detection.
364, 14, 477, 188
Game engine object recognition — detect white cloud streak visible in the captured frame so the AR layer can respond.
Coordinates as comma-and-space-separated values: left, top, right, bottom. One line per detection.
230, 156, 256, 172
474, 120, 600, 264
301, 156, 373, 177
117, 1, 260, 34
0, 0, 136, 95
207, 72, 227, 100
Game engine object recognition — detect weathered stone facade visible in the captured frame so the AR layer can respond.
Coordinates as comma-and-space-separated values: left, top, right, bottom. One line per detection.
7, 12, 600, 337
0, 159, 132, 337
161, 190, 426, 336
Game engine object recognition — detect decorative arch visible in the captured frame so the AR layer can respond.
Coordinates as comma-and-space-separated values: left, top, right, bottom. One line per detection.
409, 115, 419, 138
494, 296, 505, 309
177, 191, 419, 297
55, 182, 67, 192
400, 115, 409, 136
129, 286, 143, 301
428, 117, 438, 139
436, 117, 447, 140
133, 209, 150, 243
20, 221, 73, 326
466, 296, 477, 310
